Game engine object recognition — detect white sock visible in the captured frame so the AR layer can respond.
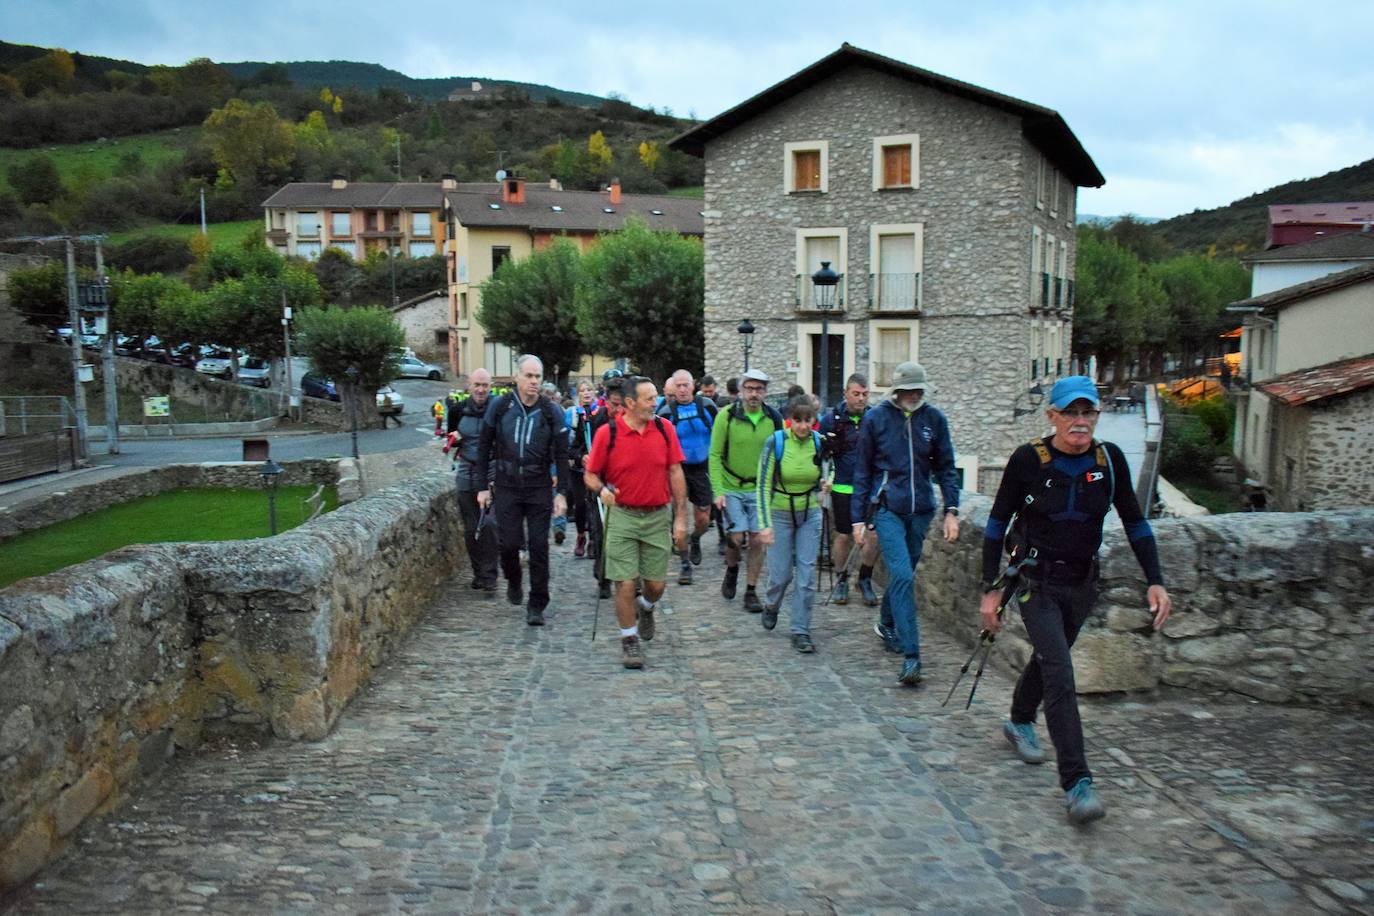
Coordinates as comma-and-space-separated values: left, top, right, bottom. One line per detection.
620, 625, 639, 638
636, 595, 657, 612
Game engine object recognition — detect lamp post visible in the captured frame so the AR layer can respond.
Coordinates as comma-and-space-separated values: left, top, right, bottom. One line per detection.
259, 458, 285, 535
811, 260, 840, 408
1012, 382, 1046, 418
344, 365, 360, 459
737, 319, 755, 373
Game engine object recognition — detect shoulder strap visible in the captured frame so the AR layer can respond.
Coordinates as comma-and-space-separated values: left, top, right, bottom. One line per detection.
1030, 437, 1051, 465
765, 404, 784, 432
1097, 441, 1115, 504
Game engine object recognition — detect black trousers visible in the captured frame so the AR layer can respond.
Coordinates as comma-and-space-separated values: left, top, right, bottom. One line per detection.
496, 485, 553, 610
567, 460, 589, 534
1010, 576, 1097, 790
457, 488, 499, 585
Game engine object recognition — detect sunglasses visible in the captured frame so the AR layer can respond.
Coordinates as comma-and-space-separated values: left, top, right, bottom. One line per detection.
1054, 408, 1101, 419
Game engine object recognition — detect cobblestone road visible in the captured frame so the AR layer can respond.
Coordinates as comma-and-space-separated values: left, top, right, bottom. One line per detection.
5, 530, 1371, 914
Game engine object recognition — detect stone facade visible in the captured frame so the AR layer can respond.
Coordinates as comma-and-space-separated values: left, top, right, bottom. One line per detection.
917, 494, 1374, 708
0, 468, 465, 891
695, 62, 1084, 491
1270, 386, 1374, 511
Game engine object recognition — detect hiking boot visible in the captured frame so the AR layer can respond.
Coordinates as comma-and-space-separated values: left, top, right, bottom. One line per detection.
526, 607, 545, 626
1065, 777, 1106, 825
621, 635, 645, 669
475, 578, 498, 592
689, 535, 702, 566
553, 527, 565, 545
873, 622, 901, 654
678, 561, 693, 585
1003, 720, 1047, 765
507, 581, 524, 606
858, 577, 879, 607
598, 579, 612, 600
637, 597, 656, 642
743, 588, 763, 614
574, 532, 587, 557
470, 577, 486, 589
833, 577, 850, 605
792, 633, 815, 653
721, 565, 739, 600
897, 658, 923, 686
761, 601, 779, 631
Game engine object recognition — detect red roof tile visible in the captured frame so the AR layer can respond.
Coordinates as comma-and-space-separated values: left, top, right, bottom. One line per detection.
1256, 354, 1374, 407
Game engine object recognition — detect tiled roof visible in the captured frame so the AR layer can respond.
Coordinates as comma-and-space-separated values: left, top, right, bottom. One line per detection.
1227, 262, 1374, 314
1245, 231, 1374, 263
445, 186, 703, 235
669, 43, 1103, 188
262, 182, 489, 209
1257, 354, 1374, 407
1268, 202, 1374, 225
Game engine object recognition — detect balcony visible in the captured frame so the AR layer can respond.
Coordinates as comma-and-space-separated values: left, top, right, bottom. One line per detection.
359, 225, 402, 239
794, 274, 846, 311
296, 224, 320, 239
1039, 272, 1050, 309
868, 272, 922, 313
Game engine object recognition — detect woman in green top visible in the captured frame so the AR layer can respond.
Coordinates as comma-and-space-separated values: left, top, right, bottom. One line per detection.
756, 396, 830, 652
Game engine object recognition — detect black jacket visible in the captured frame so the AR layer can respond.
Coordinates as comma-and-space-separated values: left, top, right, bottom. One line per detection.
474, 393, 570, 494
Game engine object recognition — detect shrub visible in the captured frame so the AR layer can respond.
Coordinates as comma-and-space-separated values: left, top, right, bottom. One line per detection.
106, 234, 195, 275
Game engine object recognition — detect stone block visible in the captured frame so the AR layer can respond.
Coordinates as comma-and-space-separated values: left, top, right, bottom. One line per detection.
1162, 613, 1220, 639
138, 730, 173, 776
1175, 633, 1251, 666
1226, 675, 1292, 704
0, 814, 53, 889
1104, 605, 1153, 632
0, 704, 34, 757
1071, 631, 1159, 693
53, 762, 113, 837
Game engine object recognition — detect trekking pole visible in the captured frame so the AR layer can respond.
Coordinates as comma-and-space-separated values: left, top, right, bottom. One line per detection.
941, 555, 1037, 709
590, 488, 612, 641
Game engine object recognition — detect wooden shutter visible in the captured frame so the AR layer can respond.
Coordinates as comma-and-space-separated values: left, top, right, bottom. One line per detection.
794, 149, 821, 191
882, 145, 911, 187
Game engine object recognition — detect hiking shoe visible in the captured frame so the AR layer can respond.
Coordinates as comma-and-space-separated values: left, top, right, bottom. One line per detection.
761, 601, 779, 631
743, 588, 763, 614
470, 577, 486, 589
833, 577, 850, 605
621, 635, 645, 669
574, 533, 587, 557
554, 528, 565, 545
873, 622, 901, 654
476, 578, 498, 592
678, 562, 693, 586
507, 581, 524, 606
858, 577, 879, 607
637, 597, 656, 642
598, 579, 612, 600
897, 658, 923, 686
689, 535, 702, 566
721, 565, 739, 600
792, 633, 815, 654
526, 607, 545, 626
1065, 777, 1106, 825
1003, 720, 1047, 765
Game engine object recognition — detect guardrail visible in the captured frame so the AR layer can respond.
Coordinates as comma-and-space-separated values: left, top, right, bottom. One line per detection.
1137, 384, 1165, 517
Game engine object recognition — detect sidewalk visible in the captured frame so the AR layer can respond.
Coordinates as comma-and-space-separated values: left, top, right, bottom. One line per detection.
4, 525, 1368, 913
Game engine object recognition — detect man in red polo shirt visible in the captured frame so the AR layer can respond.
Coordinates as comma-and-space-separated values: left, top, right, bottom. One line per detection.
585, 376, 689, 669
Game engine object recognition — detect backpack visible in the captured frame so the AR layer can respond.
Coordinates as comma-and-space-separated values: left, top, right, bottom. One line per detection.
663, 394, 718, 429
492, 394, 564, 462
720, 402, 784, 485
1002, 437, 1116, 560
767, 429, 823, 493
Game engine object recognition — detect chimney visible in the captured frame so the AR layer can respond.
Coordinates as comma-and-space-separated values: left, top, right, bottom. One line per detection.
330, 174, 348, 190
548, 178, 562, 192
441, 172, 458, 191
501, 175, 526, 205
608, 179, 622, 205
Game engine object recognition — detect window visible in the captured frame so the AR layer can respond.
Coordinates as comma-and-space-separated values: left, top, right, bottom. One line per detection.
297, 211, 320, 237
412, 212, 432, 236
1050, 171, 1060, 218
869, 223, 923, 311
871, 133, 919, 190
295, 241, 322, 260
794, 228, 847, 308
460, 292, 468, 321
410, 241, 436, 258
1035, 154, 1046, 209
1030, 226, 1042, 303
491, 246, 511, 274
329, 241, 356, 259
784, 140, 828, 193
330, 211, 351, 237
874, 326, 913, 387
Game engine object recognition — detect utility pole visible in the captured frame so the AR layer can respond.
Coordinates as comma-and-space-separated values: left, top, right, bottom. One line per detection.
395, 132, 402, 181
199, 187, 208, 235
64, 239, 88, 460
281, 290, 294, 419
94, 239, 118, 454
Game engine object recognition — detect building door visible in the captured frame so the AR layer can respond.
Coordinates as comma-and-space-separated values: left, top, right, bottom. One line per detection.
808, 333, 845, 403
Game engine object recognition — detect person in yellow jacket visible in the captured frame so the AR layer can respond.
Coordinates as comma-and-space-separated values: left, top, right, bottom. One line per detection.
431, 398, 445, 437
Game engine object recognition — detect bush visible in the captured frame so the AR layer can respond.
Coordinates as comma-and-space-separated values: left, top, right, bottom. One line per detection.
1161, 413, 1219, 479
106, 234, 195, 274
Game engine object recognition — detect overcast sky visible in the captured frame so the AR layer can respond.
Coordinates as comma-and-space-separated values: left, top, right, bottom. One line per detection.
5, 0, 1372, 219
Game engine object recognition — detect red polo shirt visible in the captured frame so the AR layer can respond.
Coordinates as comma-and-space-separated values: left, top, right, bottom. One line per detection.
586, 414, 684, 508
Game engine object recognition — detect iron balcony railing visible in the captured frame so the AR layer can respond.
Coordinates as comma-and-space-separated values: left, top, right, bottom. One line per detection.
867, 272, 922, 311
794, 274, 846, 310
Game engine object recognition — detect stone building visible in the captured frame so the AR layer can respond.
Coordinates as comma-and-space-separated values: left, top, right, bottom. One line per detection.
670, 44, 1103, 490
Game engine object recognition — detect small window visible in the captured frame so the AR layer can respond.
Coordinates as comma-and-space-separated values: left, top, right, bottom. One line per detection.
551, 205, 563, 212
793, 149, 821, 191
330, 211, 351, 237
882, 145, 911, 187
784, 141, 828, 194
871, 134, 919, 191
412, 212, 432, 236
491, 246, 511, 273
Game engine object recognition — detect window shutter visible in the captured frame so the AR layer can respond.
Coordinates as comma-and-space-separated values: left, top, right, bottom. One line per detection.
882, 145, 911, 186
794, 150, 821, 191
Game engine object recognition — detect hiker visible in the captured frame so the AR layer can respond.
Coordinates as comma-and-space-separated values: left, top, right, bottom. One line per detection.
584, 376, 689, 669
657, 369, 718, 585
756, 395, 828, 653
586, 375, 629, 598
699, 374, 727, 407
819, 373, 880, 607
445, 368, 498, 591
980, 375, 1171, 826
475, 354, 570, 627
564, 380, 596, 557
708, 368, 783, 613
431, 397, 446, 437
851, 362, 961, 686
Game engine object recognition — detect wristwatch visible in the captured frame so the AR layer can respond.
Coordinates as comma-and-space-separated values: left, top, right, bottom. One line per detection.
944, 508, 958, 516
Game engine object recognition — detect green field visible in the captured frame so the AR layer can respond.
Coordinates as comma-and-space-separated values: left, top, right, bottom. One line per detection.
0, 485, 339, 589
0, 128, 193, 193
666, 186, 704, 199
105, 219, 262, 247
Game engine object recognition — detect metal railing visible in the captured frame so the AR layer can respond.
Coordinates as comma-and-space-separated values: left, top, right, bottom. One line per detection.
0, 396, 77, 436
794, 274, 846, 310
867, 272, 921, 311
0, 396, 81, 483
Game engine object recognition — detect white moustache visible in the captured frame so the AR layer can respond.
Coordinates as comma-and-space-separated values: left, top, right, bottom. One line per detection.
1070, 425, 1090, 434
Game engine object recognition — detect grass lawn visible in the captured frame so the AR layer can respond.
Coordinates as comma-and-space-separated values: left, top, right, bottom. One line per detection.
0, 129, 194, 194
0, 485, 339, 590
666, 186, 704, 198
104, 219, 262, 248
1172, 474, 1245, 514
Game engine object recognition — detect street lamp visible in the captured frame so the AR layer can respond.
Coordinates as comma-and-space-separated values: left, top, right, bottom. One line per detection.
811, 260, 840, 408
259, 458, 285, 535
737, 319, 755, 372
1012, 382, 1046, 418
344, 365, 360, 459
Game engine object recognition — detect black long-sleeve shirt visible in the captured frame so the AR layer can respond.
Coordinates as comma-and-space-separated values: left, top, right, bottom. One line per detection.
982, 438, 1163, 587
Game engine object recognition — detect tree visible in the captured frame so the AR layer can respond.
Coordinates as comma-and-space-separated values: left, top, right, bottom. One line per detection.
587, 130, 612, 168
8, 155, 64, 206
477, 239, 584, 389
14, 50, 75, 96
7, 261, 73, 329
638, 140, 660, 173
314, 247, 363, 305
1148, 254, 1250, 373
1072, 229, 1146, 379
295, 305, 404, 427
202, 99, 297, 185
111, 271, 190, 345
576, 218, 704, 383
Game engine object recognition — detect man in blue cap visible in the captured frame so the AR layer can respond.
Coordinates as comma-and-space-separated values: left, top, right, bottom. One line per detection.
979, 375, 1171, 826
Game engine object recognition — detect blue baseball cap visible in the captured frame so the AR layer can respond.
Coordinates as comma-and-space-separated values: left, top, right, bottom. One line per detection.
1049, 376, 1100, 410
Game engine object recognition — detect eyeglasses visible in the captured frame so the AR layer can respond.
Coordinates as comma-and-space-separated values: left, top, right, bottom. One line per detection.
1054, 408, 1101, 420
742, 385, 767, 393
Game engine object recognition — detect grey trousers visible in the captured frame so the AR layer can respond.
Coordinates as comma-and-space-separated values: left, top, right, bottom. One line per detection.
765, 506, 821, 634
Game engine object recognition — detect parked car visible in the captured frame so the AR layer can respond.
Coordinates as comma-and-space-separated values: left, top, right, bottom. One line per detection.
236, 357, 272, 388
300, 373, 404, 415
195, 351, 235, 379
395, 355, 445, 380
376, 384, 404, 416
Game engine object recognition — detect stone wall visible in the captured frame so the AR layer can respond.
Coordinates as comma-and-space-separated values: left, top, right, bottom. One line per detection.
0, 470, 464, 890
1296, 387, 1374, 511
919, 494, 1374, 707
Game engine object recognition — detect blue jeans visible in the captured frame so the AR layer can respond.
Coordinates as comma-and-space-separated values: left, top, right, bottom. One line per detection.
764, 506, 821, 634
874, 507, 935, 660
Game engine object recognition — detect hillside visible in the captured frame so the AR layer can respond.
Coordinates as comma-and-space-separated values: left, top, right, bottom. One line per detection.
219, 60, 607, 107
1153, 157, 1374, 255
